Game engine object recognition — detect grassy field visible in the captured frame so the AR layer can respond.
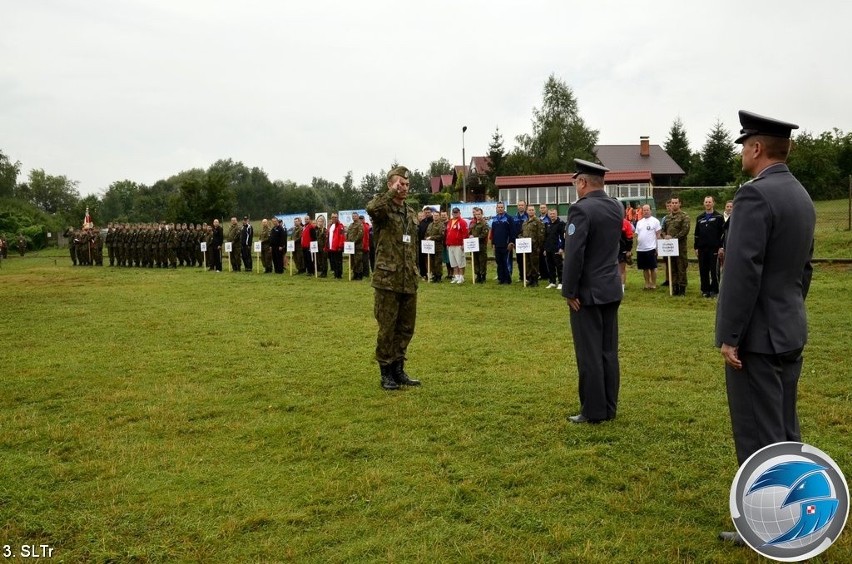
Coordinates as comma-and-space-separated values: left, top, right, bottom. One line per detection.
1, 251, 850, 563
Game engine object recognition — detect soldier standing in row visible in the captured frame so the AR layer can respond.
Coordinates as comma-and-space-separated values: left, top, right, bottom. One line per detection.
469, 207, 490, 284
425, 210, 445, 283
260, 219, 271, 273
366, 166, 421, 390
663, 196, 690, 296
228, 217, 241, 271
64, 227, 77, 265
291, 218, 305, 274
521, 204, 545, 287
347, 213, 365, 280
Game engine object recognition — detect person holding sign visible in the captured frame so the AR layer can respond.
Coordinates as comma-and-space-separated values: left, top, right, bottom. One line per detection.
469, 207, 490, 284
521, 205, 545, 287
365, 165, 421, 391
314, 216, 328, 277
662, 197, 690, 295
446, 207, 469, 284
347, 213, 366, 280
425, 211, 446, 283
562, 159, 623, 424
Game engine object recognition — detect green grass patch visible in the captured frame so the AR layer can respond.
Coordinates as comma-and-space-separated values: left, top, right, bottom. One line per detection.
1, 255, 850, 562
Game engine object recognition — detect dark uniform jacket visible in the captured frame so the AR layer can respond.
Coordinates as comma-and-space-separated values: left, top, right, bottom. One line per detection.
561, 191, 623, 305
715, 163, 815, 354
366, 190, 419, 295
694, 210, 725, 250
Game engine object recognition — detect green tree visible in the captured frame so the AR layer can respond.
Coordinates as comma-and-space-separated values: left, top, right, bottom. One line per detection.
0, 149, 21, 199
15, 169, 80, 216
787, 130, 847, 200
664, 117, 692, 183
483, 127, 506, 198
509, 74, 598, 175
428, 158, 453, 178
101, 180, 140, 222
690, 120, 736, 186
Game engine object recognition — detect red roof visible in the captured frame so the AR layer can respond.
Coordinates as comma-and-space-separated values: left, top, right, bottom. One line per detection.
470, 156, 491, 175
430, 175, 455, 194
496, 170, 653, 188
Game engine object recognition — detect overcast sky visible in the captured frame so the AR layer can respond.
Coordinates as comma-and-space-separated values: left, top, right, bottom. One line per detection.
3, 0, 850, 196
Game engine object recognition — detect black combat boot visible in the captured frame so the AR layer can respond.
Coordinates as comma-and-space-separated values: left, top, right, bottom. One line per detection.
380, 364, 400, 390
392, 360, 421, 386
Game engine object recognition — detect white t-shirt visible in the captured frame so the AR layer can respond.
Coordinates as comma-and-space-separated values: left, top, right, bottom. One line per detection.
635, 216, 661, 251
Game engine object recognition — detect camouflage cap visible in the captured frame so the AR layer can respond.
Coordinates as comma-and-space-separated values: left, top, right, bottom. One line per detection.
387, 166, 410, 180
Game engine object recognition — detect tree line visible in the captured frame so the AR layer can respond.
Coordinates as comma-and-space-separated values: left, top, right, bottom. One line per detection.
3, 74, 849, 248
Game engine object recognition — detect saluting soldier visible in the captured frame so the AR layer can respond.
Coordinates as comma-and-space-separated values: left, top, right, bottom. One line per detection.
365, 165, 421, 390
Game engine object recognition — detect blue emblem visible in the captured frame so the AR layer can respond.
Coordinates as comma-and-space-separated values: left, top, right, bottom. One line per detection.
567, 223, 575, 236
730, 442, 849, 561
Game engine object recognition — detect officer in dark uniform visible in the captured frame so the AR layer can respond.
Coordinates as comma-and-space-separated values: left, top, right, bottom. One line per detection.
562, 159, 623, 424
715, 111, 815, 546
366, 165, 421, 390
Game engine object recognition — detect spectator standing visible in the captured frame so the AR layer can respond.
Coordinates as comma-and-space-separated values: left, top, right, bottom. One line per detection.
634, 205, 661, 289
445, 207, 469, 284
694, 196, 725, 297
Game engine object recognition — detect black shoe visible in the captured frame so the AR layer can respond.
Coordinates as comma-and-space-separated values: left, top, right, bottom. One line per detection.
661, 280, 669, 287
568, 414, 603, 424
392, 360, 421, 386
380, 365, 400, 390
718, 531, 745, 546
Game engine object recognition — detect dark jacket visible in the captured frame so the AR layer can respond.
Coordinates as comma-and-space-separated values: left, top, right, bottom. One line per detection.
490, 213, 515, 247
715, 163, 815, 354
694, 210, 725, 249
561, 191, 623, 304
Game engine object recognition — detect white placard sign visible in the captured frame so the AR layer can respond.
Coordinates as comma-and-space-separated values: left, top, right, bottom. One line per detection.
421, 240, 435, 255
286, 241, 295, 252
253, 241, 262, 253
343, 242, 355, 255
309, 241, 319, 253
463, 237, 480, 253
225, 242, 233, 253
657, 239, 679, 257
515, 237, 532, 254
47, 232, 52, 238
200, 242, 207, 252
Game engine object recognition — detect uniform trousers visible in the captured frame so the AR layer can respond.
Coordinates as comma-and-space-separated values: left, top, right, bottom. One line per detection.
494, 246, 511, 283
374, 289, 417, 367
271, 247, 284, 273
241, 245, 253, 271
726, 348, 802, 465
329, 251, 343, 278
697, 247, 720, 294
569, 301, 620, 421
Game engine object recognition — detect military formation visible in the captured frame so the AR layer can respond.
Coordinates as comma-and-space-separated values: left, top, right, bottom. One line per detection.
65, 222, 213, 268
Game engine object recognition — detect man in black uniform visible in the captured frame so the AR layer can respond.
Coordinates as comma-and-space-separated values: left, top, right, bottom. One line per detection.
210, 219, 224, 272
241, 216, 254, 272
716, 111, 815, 544
269, 217, 286, 274
562, 159, 623, 424
693, 196, 725, 297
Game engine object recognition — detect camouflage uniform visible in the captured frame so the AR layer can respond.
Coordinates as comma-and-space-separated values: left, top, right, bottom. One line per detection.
292, 223, 304, 273
228, 222, 241, 271
91, 229, 104, 266
260, 222, 271, 273
314, 225, 328, 276
365, 168, 420, 387
425, 218, 446, 282
64, 228, 78, 265
105, 226, 115, 266
77, 230, 91, 265
664, 209, 690, 295
16, 234, 26, 256
521, 215, 546, 285
468, 217, 490, 283
195, 225, 204, 267
347, 220, 365, 280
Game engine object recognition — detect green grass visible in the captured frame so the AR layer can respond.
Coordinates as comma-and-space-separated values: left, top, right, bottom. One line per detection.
1, 253, 850, 562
